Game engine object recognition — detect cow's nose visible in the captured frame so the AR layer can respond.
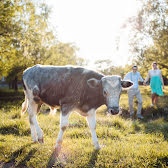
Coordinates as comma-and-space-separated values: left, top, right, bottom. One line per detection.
108, 107, 119, 115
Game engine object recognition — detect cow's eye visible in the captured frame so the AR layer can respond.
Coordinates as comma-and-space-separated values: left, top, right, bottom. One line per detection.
103, 90, 107, 96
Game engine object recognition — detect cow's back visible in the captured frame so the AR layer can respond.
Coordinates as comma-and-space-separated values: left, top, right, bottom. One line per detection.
23, 64, 104, 108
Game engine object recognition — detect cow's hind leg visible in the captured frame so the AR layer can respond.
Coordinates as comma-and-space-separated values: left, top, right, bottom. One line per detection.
86, 109, 101, 150
21, 91, 28, 116
28, 100, 43, 143
49, 107, 57, 115
55, 112, 71, 156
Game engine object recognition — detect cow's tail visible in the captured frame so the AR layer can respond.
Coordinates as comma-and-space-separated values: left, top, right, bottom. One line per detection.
21, 79, 28, 117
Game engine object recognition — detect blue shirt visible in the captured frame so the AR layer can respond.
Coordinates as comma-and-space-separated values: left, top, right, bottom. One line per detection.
124, 71, 144, 88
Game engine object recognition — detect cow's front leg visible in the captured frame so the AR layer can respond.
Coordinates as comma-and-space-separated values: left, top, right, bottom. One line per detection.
55, 112, 71, 156
86, 109, 101, 150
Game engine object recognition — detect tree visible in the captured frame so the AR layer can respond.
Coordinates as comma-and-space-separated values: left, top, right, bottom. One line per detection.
94, 59, 114, 75
94, 59, 126, 78
126, 0, 168, 82
0, 0, 81, 90
0, 0, 24, 89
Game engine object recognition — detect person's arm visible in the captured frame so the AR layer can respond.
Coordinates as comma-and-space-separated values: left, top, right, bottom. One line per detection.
123, 72, 131, 81
160, 70, 165, 89
144, 71, 150, 85
138, 72, 144, 82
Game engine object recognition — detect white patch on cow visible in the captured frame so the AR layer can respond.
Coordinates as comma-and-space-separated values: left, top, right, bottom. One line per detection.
109, 79, 119, 88
86, 108, 101, 150
82, 68, 90, 74
101, 75, 122, 112
107, 95, 119, 107
49, 107, 57, 115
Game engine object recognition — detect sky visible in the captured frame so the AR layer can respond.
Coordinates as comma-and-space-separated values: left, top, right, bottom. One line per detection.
46, 0, 139, 67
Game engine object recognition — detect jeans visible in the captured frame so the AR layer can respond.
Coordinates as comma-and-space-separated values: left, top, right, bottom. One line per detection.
128, 88, 143, 115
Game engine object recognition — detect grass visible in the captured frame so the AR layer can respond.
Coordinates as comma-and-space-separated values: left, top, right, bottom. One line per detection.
0, 86, 168, 167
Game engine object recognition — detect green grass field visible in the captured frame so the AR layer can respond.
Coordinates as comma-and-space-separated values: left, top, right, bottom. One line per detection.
0, 86, 168, 168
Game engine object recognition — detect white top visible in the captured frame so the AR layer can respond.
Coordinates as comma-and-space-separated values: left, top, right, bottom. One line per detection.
145, 69, 164, 86
124, 71, 144, 88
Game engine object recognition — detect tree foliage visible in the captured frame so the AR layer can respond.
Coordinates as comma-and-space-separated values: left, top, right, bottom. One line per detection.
127, 0, 168, 81
94, 59, 127, 78
0, 0, 82, 90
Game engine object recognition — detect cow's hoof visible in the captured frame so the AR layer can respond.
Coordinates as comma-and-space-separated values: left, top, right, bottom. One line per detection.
33, 138, 38, 143
33, 141, 38, 144
95, 146, 101, 150
94, 142, 101, 150
38, 138, 44, 143
55, 145, 61, 157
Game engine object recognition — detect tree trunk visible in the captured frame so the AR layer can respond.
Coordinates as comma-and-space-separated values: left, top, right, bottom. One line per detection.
14, 76, 18, 91
8, 82, 12, 89
11, 76, 18, 91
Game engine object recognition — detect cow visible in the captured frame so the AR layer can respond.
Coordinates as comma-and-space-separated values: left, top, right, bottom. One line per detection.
21, 64, 133, 156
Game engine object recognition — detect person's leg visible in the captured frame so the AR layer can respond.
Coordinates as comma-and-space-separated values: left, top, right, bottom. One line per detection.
136, 90, 143, 115
128, 89, 135, 117
136, 89, 143, 119
154, 94, 159, 105
151, 93, 155, 106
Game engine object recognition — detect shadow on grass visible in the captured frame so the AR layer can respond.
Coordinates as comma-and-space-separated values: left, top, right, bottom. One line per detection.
0, 99, 23, 110
147, 156, 168, 167
140, 107, 168, 140
157, 156, 168, 167
46, 151, 64, 168
132, 121, 141, 132
85, 149, 99, 168
46, 150, 99, 168
120, 106, 168, 140
132, 107, 168, 140
142, 120, 168, 140
17, 148, 37, 167
3, 143, 34, 168
121, 105, 168, 121
142, 106, 168, 119
0, 124, 30, 136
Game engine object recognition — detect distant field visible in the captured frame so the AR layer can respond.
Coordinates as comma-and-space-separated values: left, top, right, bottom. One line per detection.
0, 86, 168, 167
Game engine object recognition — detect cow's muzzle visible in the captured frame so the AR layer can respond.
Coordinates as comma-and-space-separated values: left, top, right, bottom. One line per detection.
108, 107, 119, 115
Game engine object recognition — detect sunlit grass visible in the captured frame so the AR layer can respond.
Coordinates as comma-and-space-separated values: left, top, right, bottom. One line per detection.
0, 86, 168, 167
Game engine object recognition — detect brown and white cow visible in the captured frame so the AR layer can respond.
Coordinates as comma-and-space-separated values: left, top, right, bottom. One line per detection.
21, 64, 132, 156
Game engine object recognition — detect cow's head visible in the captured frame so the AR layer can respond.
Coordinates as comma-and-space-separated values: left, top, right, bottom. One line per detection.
87, 75, 133, 115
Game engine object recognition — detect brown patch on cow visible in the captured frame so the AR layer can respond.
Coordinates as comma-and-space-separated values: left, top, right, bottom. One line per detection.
82, 104, 89, 111
33, 86, 40, 96
38, 138, 44, 143
37, 103, 42, 113
33, 96, 41, 103
61, 126, 67, 131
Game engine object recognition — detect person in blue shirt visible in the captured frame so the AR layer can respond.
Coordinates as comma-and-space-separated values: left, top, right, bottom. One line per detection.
124, 65, 144, 119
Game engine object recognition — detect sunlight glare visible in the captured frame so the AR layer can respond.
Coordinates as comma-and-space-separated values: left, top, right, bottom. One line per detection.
46, 0, 138, 67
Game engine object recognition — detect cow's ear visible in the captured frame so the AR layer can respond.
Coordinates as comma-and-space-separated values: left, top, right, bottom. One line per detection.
121, 80, 133, 89
87, 78, 100, 88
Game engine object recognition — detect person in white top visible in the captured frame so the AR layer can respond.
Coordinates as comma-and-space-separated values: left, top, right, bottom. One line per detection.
144, 62, 164, 106
124, 65, 144, 119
